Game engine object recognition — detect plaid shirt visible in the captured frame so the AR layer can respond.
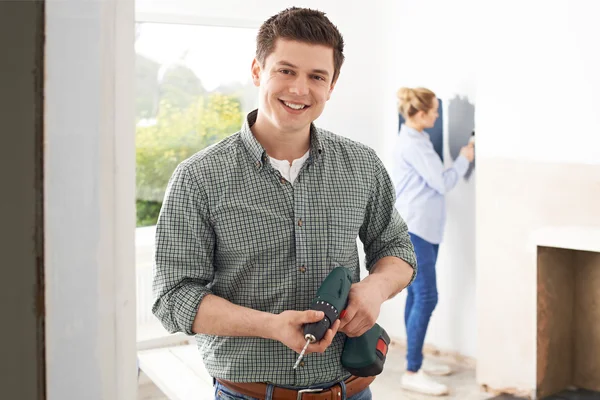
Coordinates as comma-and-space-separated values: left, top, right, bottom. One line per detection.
152, 110, 417, 387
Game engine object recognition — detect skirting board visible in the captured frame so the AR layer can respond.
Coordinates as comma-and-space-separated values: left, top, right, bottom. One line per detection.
389, 337, 476, 369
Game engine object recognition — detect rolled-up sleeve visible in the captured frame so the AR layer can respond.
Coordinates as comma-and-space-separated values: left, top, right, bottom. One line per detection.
360, 152, 417, 286
151, 162, 215, 335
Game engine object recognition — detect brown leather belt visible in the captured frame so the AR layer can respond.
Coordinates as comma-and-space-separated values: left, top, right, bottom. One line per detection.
216, 375, 375, 400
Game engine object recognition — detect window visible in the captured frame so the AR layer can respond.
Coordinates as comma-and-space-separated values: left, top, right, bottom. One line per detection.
134, 22, 258, 343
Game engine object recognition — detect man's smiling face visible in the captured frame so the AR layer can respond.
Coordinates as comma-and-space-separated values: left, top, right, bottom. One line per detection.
251, 38, 336, 136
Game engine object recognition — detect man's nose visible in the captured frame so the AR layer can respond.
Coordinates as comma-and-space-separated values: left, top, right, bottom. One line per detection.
289, 76, 309, 96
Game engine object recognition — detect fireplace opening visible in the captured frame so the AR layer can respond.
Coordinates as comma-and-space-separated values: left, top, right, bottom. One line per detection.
537, 246, 600, 399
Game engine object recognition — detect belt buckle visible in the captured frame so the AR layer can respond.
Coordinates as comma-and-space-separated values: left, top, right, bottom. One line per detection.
297, 387, 323, 400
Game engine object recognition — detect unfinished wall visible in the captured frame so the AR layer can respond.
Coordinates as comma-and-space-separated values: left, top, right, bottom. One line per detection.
0, 2, 45, 399
476, 2, 600, 393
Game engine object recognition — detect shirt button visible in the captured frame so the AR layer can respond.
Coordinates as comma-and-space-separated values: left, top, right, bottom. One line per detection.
299, 266, 306, 273
300, 361, 305, 367
280, 177, 286, 184
298, 219, 303, 227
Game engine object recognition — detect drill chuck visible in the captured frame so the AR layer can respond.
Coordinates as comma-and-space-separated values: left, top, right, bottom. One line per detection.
302, 300, 339, 342
304, 334, 316, 343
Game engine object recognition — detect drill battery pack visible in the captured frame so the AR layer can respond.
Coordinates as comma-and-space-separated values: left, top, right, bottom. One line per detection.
341, 323, 390, 377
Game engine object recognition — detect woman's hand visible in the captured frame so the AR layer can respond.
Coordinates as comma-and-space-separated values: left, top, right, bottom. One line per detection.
460, 142, 475, 162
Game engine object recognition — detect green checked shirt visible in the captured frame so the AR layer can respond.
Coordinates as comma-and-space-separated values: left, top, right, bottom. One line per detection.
152, 110, 417, 387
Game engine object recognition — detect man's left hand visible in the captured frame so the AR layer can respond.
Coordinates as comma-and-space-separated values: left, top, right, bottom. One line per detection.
338, 280, 386, 337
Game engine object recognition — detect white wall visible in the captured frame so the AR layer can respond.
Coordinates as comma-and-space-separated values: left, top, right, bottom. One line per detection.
136, 0, 478, 358
45, 1, 137, 399
477, 0, 600, 165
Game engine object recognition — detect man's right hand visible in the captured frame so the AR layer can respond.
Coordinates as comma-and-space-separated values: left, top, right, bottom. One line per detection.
270, 310, 341, 355
460, 142, 475, 162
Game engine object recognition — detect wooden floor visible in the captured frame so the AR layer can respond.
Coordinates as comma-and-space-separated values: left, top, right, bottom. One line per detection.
137, 342, 492, 400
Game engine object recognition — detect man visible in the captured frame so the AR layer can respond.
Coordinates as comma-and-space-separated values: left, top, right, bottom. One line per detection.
152, 7, 417, 400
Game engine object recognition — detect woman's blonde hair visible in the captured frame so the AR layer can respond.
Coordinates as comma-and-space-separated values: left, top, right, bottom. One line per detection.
397, 87, 437, 118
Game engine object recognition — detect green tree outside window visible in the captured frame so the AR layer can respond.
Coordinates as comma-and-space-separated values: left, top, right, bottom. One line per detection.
135, 54, 244, 226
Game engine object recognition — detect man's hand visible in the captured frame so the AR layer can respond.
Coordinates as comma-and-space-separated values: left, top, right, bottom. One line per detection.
338, 281, 386, 338
271, 310, 341, 354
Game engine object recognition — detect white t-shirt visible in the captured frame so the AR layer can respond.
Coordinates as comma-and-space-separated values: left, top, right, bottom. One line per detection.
269, 150, 310, 185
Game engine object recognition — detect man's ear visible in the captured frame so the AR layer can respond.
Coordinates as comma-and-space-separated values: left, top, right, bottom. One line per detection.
326, 79, 337, 101
251, 58, 262, 87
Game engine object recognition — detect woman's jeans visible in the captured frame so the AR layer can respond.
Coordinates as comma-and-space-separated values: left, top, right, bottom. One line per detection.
214, 380, 372, 400
405, 233, 439, 372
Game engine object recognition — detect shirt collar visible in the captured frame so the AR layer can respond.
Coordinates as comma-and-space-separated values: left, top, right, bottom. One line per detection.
241, 109, 324, 168
400, 123, 430, 141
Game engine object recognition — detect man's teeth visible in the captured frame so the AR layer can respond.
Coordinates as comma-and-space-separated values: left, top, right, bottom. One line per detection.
284, 101, 306, 110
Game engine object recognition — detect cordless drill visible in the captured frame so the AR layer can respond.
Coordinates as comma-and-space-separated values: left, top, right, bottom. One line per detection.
292, 267, 390, 377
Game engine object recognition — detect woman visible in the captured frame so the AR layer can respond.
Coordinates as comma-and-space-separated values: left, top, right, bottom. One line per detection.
392, 87, 474, 396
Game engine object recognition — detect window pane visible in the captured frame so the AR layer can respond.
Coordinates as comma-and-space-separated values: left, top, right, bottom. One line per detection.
135, 22, 258, 342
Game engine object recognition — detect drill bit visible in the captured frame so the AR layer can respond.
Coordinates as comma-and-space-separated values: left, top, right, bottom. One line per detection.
293, 335, 315, 369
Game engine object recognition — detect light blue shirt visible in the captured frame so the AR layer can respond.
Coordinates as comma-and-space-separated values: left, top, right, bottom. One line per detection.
391, 124, 469, 244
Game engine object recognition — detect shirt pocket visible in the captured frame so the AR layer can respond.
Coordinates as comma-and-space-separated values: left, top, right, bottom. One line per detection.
327, 206, 364, 270
214, 205, 292, 260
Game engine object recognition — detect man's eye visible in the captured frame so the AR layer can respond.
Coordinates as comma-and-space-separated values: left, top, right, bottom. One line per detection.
280, 69, 292, 75
313, 75, 325, 81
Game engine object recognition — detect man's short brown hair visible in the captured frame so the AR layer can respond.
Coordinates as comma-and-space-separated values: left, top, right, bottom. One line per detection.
256, 7, 345, 83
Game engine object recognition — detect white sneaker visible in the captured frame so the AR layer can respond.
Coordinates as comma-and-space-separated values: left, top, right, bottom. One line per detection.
401, 370, 449, 396
422, 360, 453, 376
404, 359, 453, 376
